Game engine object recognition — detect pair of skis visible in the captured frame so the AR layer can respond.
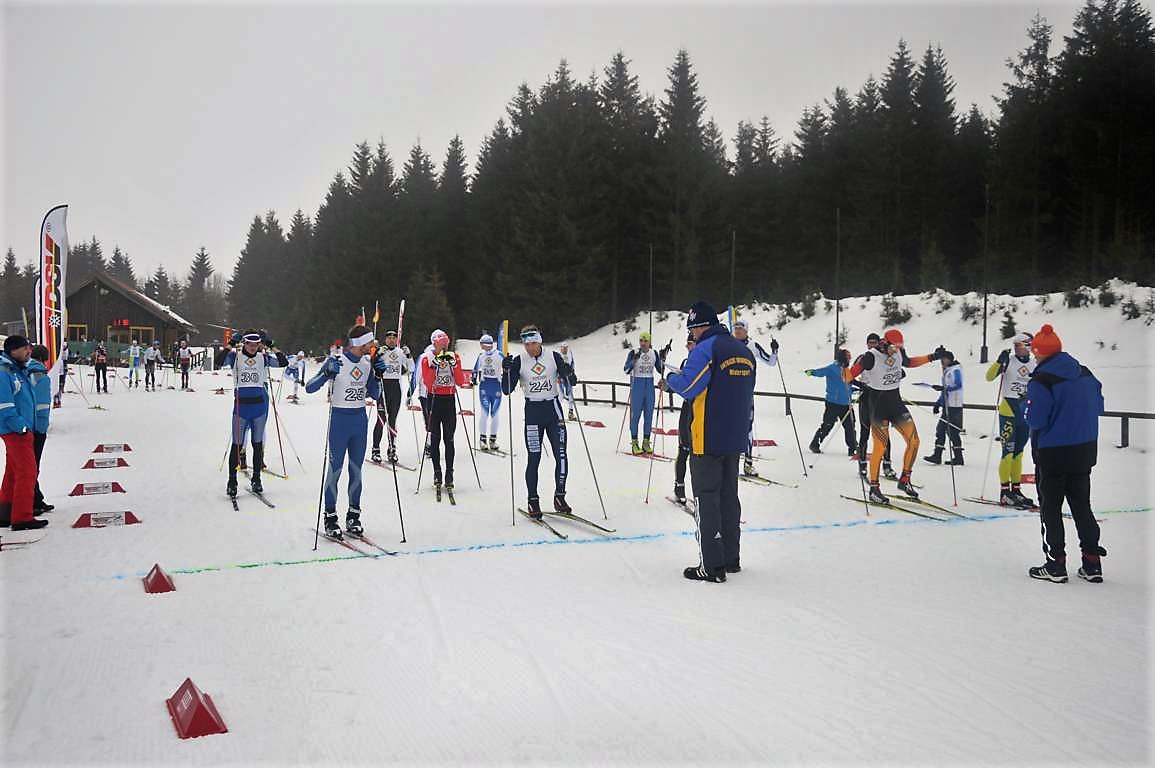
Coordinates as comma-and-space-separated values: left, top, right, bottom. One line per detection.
312, 527, 398, 556
517, 507, 617, 539
434, 484, 457, 505
841, 492, 969, 521
619, 450, 672, 463
740, 474, 798, 489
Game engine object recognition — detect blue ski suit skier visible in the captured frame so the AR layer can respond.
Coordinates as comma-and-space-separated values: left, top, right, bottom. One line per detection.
472, 334, 504, 451
804, 349, 857, 456
501, 325, 578, 519
223, 330, 288, 499
307, 325, 381, 540
624, 331, 664, 455
664, 301, 756, 583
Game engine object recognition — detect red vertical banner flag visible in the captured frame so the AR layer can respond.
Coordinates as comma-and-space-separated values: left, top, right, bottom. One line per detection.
37, 205, 69, 399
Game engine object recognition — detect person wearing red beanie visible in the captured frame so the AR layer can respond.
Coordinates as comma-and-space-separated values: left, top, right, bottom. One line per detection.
1024, 327, 1106, 583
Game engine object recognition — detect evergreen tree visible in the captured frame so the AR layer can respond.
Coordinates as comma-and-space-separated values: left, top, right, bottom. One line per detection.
107, 246, 137, 287
880, 40, 919, 290
1, 248, 22, 322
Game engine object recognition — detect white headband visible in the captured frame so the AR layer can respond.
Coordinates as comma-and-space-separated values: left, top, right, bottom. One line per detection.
521, 331, 543, 344
350, 332, 375, 347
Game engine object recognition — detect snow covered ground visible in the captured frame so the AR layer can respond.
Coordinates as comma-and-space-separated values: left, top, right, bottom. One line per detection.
2, 286, 1152, 765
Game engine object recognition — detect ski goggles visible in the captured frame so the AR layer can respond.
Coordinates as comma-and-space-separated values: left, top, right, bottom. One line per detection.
240, 333, 263, 344
520, 328, 543, 344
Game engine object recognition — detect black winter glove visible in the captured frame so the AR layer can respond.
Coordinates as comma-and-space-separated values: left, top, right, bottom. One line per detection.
770, 338, 780, 354
932, 345, 947, 360
501, 355, 517, 371
627, 349, 637, 363
997, 349, 1010, 368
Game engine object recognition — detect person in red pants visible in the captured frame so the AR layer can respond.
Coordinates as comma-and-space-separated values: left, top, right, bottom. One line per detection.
1, 335, 47, 531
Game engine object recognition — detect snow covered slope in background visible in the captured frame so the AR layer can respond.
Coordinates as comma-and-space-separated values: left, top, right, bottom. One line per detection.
2, 283, 1152, 765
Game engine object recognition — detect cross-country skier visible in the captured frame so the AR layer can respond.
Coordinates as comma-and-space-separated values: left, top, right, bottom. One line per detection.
624, 331, 664, 455
500, 325, 577, 519
803, 348, 857, 456
143, 340, 165, 391
732, 318, 777, 477
127, 339, 141, 388
924, 349, 964, 466
91, 343, 109, 394
854, 333, 895, 479
843, 329, 944, 504
420, 330, 471, 493
370, 330, 412, 463
306, 325, 380, 539
177, 340, 193, 390
558, 342, 577, 420
222, 330, 288, 499
986, 332, 1036, 507
672, 332, 697, 505
472, 334, 504, 451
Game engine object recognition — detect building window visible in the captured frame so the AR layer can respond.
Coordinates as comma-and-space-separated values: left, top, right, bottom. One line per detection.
131, 326, 155, 345
67, 324, 87, 342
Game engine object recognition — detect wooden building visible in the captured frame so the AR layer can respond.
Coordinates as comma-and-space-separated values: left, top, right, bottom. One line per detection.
66, 272, 197, 348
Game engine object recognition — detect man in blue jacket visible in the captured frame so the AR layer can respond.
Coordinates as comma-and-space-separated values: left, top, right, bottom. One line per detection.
663, 301, 755, 583
1024, 324, 1106, 584
28, 345, 55, 514
0, 335, 46, 530
804, 348, 856, 456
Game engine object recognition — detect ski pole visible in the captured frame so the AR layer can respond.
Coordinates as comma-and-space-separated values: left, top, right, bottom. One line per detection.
570, 396, 608, 520
313, 382, 335, 551
455, 388, 483, 490
268, 382, 289, 477
67, 369, 97, 409
615, 383, 632, 454
776, 358, 809, 478
501, 320, 516, 526
414, 400, 434, 495
980, 368, 1007, 501
390, 424, 407, 542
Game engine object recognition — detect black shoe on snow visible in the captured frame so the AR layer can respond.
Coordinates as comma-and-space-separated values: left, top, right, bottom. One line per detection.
683, 565, 726, 583
526, 497, 543, 519
923, 451, 942, 465
1011, 486, 1035, 507
11, 518, 49, 531
743, 459, 759, 477
226, 478, 238, 498
553, 494, 572, 514
371, 449, 382, 463
1000, 488, 1029, 508
673, 483, 687, 504
346, 509, 363, 536
896, 474, 919, 498
250, 475, 263, 494
945, 452, 964, 466
1078, 546, 1106, 583
724, 560, 741, 574
33, 502, 54, 515
882, 467, 899, 481
1029, 559, 1068, 583
323, 513, 342, 539
867, 484, 889, 505
808, 438, 821, 454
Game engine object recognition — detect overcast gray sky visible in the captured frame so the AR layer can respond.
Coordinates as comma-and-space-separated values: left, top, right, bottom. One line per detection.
4, 1, 1081, 282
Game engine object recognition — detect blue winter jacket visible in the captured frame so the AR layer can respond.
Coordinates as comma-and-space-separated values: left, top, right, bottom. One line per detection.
808, 361, 852, 406
0, 352, 35, 435
27, 359, 53, 433
665, 324, 755, 455
1025, 351, 1103, 450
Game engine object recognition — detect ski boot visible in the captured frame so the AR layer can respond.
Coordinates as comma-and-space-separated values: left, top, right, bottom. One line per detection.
896, 472, 919, 499
526, 497, 543, 520
480, 437, 489, 451
1078, 546, 1106, 583
642, 437, 653, 455
1011, 485, 1035, 507
867, 483, 889, 505
387, 446, 398, 464
345, 508, 363, 536
923, 448, 943, 465
673, 482, 687, 505
489, 436, 498, 451
999, 485, 1023, 508
1029, 557, 1068, 583
553, 494, 572, 514
743, 457, 759, 477
371, 447, 382, 463
250, 473, 263, 495
323, 511, 342, 540
808, 436, 821, 454
945, 449, 964, 466
631, 439, 642, 456
882, 464, 898, 481
683, 565, 726, 583
226, 476, 238, 499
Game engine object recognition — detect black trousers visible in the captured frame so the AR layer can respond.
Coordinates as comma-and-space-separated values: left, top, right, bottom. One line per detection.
858, 391, 891, 465
689, 453, 742, 572
94, 363, 108, 392
373, 380, 403, 450
180, 362, 190, 389
934, 406, 964, 456
427, 394, 457, 481
145, 361, 157, 388
1038, 466, 1100, 562
675, 405, 692, 487
815, 401, 856, 453
33, 430, 47, 506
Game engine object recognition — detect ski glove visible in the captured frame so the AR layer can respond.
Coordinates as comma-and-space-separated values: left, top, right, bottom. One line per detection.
930, 345, 946, 361
931, 384, 943, 391
401, 345, 411, 358
997, 349, 1010, 368
501, 355, 517, 371
933, 403, 941, 415
803, 369, 814, 376
770, 339, 780, 354
322, 357, 341, 378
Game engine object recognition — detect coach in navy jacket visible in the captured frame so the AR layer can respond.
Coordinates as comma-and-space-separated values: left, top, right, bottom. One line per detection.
664, 301, 756, 583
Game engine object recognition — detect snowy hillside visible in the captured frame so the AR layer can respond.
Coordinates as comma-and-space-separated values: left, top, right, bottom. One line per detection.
1, 283, 1152, 765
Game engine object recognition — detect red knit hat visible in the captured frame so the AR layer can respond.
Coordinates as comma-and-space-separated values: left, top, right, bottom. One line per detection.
883, 329, 904, 346
1031, 324, 1062, 358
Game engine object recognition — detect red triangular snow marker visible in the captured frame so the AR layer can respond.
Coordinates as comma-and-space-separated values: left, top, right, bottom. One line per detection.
72, 510, 141, 528
407, 404, 423, 411
752, 439, 777, 447
83, 457, 130, 469
581, 420, 606, 428
653, 427, 679, 436
69, 481, 127, 496
92, 443, 132, 453
143, 564, 176, 593
165, 678, 228, 739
